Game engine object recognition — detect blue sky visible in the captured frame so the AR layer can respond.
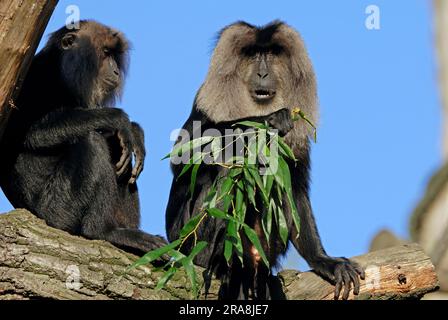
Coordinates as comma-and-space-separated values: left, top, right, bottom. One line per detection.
0, 1, 441, 270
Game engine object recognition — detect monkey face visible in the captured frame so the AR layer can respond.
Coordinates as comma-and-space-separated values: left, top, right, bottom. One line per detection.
196, 20, 318, 135
243, 50, 281, 105
98, 48, 122, 93
50, 21, 129, 108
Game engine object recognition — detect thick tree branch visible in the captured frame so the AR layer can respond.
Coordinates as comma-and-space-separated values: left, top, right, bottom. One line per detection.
0, 0, 58, 140
281, 244, 438, 300
0, 210, 438, 300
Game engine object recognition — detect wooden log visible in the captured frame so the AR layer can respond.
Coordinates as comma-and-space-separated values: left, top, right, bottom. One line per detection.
0, 0, 58, 139
281, 243, 439, 300
0, 210, 439, 300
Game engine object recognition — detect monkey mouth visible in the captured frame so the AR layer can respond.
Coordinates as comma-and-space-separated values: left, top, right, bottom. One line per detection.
252, 89, 276, 101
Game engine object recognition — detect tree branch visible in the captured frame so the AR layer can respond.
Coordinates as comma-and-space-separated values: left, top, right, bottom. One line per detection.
0, 0, 58, 140
0, 210, 439, 300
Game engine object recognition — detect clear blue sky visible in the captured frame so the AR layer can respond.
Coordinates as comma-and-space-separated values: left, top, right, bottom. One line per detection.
0, 0, 441, 270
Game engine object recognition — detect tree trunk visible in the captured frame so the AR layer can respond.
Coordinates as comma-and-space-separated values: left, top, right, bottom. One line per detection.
0, 210, 438, 300
0, 0, 58, 140
435, 0, 448, 160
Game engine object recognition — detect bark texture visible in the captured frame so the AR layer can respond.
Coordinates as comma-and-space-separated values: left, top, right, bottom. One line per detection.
0, 210, 439, 300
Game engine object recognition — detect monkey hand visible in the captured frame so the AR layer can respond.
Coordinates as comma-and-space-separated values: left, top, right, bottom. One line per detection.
312, 256, 365, 300
129, 122, 146, 185
116, 127, 134, 180
267, 108, 294, 137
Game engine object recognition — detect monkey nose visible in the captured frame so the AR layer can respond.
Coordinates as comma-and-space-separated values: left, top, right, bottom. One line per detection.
257, 72, 269, 79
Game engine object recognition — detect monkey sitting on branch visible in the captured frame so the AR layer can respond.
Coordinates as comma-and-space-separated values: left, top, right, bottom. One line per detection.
166, 20, 364, 300
0, 21, 167, 256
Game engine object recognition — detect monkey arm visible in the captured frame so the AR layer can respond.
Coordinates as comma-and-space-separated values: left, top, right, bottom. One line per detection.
23, 108, 132, 151
286, 149, 365, 299
287, 151, 328, 263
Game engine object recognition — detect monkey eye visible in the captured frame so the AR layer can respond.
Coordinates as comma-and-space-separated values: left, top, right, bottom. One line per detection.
103, 48, 111, 56
270, 44, 284, 55
241, 45, 258, 57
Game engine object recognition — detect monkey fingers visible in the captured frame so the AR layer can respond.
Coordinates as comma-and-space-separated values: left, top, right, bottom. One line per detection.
116, 131, 132, 178
334, 268, 343, 299
129, 149, 144, 184
334, 264, 353, 300
341, 268, 352, 300
333, 259, 365, 300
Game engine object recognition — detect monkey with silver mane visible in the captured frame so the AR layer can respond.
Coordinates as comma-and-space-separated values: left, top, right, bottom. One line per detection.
166, 20, 364, 300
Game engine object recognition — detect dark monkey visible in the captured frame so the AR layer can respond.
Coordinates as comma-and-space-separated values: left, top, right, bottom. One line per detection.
166, 21, 364, 299
0, 21, 167, 255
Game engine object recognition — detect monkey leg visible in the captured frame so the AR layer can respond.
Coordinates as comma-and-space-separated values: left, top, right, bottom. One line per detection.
80, 133, 167, 254
35, 132, 166, 255
218, 260, 252, 300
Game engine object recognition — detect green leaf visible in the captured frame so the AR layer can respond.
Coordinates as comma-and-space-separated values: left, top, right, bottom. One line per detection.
293, 109, 317, 143
188, 241, 207, 260
208, 208, 244, 227
263, 173, 274, 198
262, 199, 274, 243
278, 157, 300, 238
180, 214, 204, 238
224, 239, 233, 263
177, 162, 193, 180
202, 189, 217, 209
189, 163, 200, 197
233, 121, 269, 129
176, 151, 205, 181
243, 225, 269, 267
181, 257, 199, 298
235, 180, 245, 222
227, 221, 243, 264
278, 138, 296, 161
220, 176, 234, 196
273, 162, 285, 190
167, 249, 187, 263
163, 136, 214, 160
155, 267, 177, 291
229, 167, 243, 178
248, 165, 269, 206
243, 167, 255, 186
276, 205, 288, 246
245, 179, 257, 210
207, 208, 229, 220
222, 194, 233, 213
275, 182, 284, 205
127, 239, 182, 271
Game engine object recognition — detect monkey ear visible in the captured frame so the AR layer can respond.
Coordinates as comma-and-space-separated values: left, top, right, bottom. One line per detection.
61, 33, 77, 50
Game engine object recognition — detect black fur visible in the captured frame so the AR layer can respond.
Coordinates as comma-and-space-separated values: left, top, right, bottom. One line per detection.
166, 108, 298, 299
166, 21, 364, 300
0, 21, 167, 256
